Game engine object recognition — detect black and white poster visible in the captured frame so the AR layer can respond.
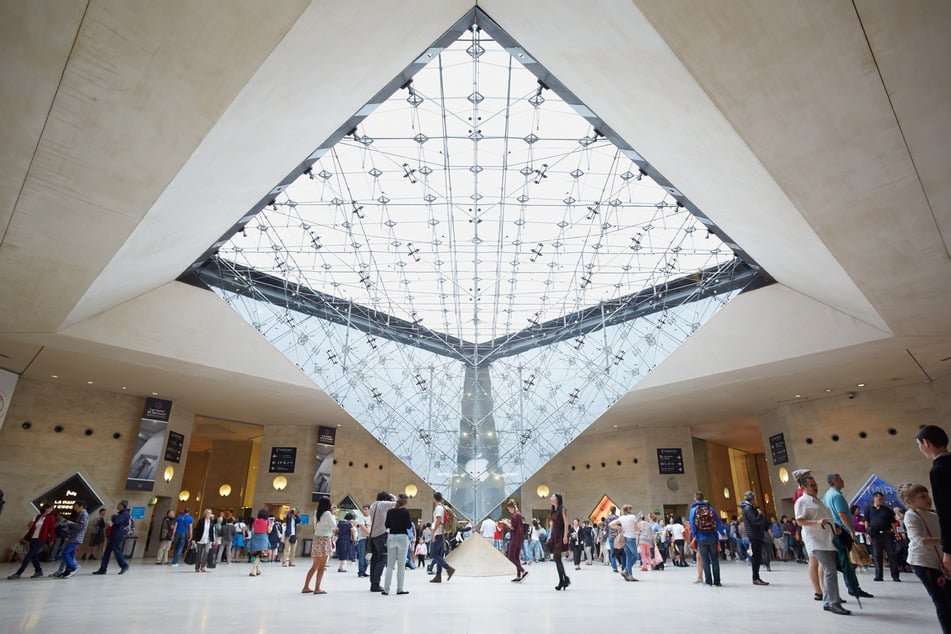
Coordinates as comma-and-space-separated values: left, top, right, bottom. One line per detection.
312, 426, 336, 501
125, 398, 173, 491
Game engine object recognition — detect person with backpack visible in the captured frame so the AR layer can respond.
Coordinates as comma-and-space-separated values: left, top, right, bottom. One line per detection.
689, 491, 723, 586
92, 500, 130, 576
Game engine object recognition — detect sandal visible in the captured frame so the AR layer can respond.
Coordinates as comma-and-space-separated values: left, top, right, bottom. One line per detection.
314, 590, 327, 594
814, 592, 822, 601
301, 588, 312, 593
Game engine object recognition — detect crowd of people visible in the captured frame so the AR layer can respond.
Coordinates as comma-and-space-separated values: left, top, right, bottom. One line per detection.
5, 425, 951, 630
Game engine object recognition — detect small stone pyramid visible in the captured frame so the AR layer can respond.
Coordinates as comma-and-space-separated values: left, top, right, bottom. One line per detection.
445, 535, 517, 577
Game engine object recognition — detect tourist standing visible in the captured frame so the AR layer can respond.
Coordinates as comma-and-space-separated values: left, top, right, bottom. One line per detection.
549, 493, 569, 590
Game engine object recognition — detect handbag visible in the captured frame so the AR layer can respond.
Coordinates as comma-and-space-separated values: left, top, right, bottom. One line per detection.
614, 532, 625, 550
184, 547, 197, 565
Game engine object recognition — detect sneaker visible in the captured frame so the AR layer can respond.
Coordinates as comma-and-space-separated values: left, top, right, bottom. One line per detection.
62, 568, 79, 578
171, 564, 179, 567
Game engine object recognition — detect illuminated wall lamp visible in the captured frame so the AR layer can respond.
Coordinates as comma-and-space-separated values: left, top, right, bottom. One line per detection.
273, 476, 288, 491
536, 484, 550, 498
218, 483, 232, 497
163, 466, 174, 483
178, 490, 190, 502
404, 484, 418, 499
778, 467, 790, 484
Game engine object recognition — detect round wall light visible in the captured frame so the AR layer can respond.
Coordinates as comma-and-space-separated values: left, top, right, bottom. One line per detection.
178, 490, 190, 502
536, 484, 550, 498
404, 484, 418, 498
163, 466, 174, 483
723, 487, 731, 499
218, 483, 232, 497
272, 476, 288, 491
778, 467, 789, 484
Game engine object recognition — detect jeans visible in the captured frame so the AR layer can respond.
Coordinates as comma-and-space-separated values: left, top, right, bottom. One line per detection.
369, 534, 388, 588
914, 565, 951, 633
357, 539, 368, 576
172, 533, 188, 564
738, 537, 750, 561
14, 540, 45, 575
623, 537, 638, 577
98, 539, 128, 572
430, 534, 451, 575
608, 541, 618, 570
61, 542, 80, 571
530, 541, 543, 562
699, 539, 720, 585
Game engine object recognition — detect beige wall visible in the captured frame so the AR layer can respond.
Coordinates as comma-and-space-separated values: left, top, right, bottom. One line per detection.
761, 375, 951, 513
0, 378, 195, 559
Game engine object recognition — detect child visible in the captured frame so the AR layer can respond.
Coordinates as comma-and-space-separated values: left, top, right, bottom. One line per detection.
901, 483, 950, 633
414, 535, 427, 569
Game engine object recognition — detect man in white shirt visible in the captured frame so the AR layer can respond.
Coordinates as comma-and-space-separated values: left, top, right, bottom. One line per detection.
356, 504, 371, 578
480, 517, 497, 540
429, 492, 456, 583
190, 508, 217, 573
795, 475, 850, 615
368, 491, 395, 592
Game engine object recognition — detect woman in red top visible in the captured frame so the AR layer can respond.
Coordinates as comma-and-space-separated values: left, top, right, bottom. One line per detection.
8, 505, 56, 579
501, 499, 527, 582
248, 508, 272, 577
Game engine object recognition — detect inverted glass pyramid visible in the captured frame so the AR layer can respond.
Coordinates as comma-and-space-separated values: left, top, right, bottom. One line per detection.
187, 8, 766, 521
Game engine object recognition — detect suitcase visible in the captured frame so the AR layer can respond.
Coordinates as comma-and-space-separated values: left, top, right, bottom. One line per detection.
206, 545, 218, 569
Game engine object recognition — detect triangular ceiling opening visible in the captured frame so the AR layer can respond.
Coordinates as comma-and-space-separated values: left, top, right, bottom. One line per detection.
184, 7, 768, 521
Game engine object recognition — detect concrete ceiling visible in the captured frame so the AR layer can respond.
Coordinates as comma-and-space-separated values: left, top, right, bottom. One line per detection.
1, 0, 949, 454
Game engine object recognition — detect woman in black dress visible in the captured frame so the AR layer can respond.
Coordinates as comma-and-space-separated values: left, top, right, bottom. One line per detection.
548, 493, 570, 590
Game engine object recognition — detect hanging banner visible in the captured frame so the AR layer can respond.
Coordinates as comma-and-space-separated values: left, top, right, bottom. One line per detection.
0, 368, 18, 432
125, 398, 173, 491
850, 474, 906, 514
312, 426, 336, 501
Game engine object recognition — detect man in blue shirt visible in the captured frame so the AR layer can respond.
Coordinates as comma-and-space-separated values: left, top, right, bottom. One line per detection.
171, 508, 193, 566
823, 473, 873, 599
689, 491, 724, 586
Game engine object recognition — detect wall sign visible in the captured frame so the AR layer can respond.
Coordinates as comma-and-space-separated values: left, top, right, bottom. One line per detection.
769, 432, 789, 465
657, 448, 685, 475
269, 447, 298, 473
32, 473, 103, 514
164, 431, 185, 463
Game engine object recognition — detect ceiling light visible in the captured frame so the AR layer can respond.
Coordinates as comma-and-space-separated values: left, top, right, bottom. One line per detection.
825, 388, 832, 392
87, 381, 94, 385
856, 383, 865, 387
121, 386, 127, 390
151, 392, 159, 396
794, 394, 801, 398
51, 375, 58, 379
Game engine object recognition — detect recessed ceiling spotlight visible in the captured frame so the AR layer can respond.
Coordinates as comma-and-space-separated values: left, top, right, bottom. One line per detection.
121, 386, 127, 390
825, 388, 832, 392
856, 383, 865, 387
151, 392, 159, 396
794, 394, 801, 398
87, 381, 94, 385
51, 374, 58, 379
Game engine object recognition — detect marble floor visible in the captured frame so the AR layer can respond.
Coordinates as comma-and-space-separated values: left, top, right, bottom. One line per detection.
0, 555, 938, 633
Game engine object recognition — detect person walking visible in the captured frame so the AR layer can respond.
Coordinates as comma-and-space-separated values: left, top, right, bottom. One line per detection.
549, 493, 570, 590
382, 493, 412, 595
500, 499, 527, 582
7, 505, 56, 579
92, 500, 130, 576
171, 508, 192, 566
190, 508, 217, 573
429, 491, 456, 583
369, 491, 396, 591
281, 508, 299, 567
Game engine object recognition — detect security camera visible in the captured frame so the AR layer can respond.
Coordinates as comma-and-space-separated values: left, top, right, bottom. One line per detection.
847, 392, 856, 400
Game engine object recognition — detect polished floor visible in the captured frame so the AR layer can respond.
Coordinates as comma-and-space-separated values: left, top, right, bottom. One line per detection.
0, 554, 938, 633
